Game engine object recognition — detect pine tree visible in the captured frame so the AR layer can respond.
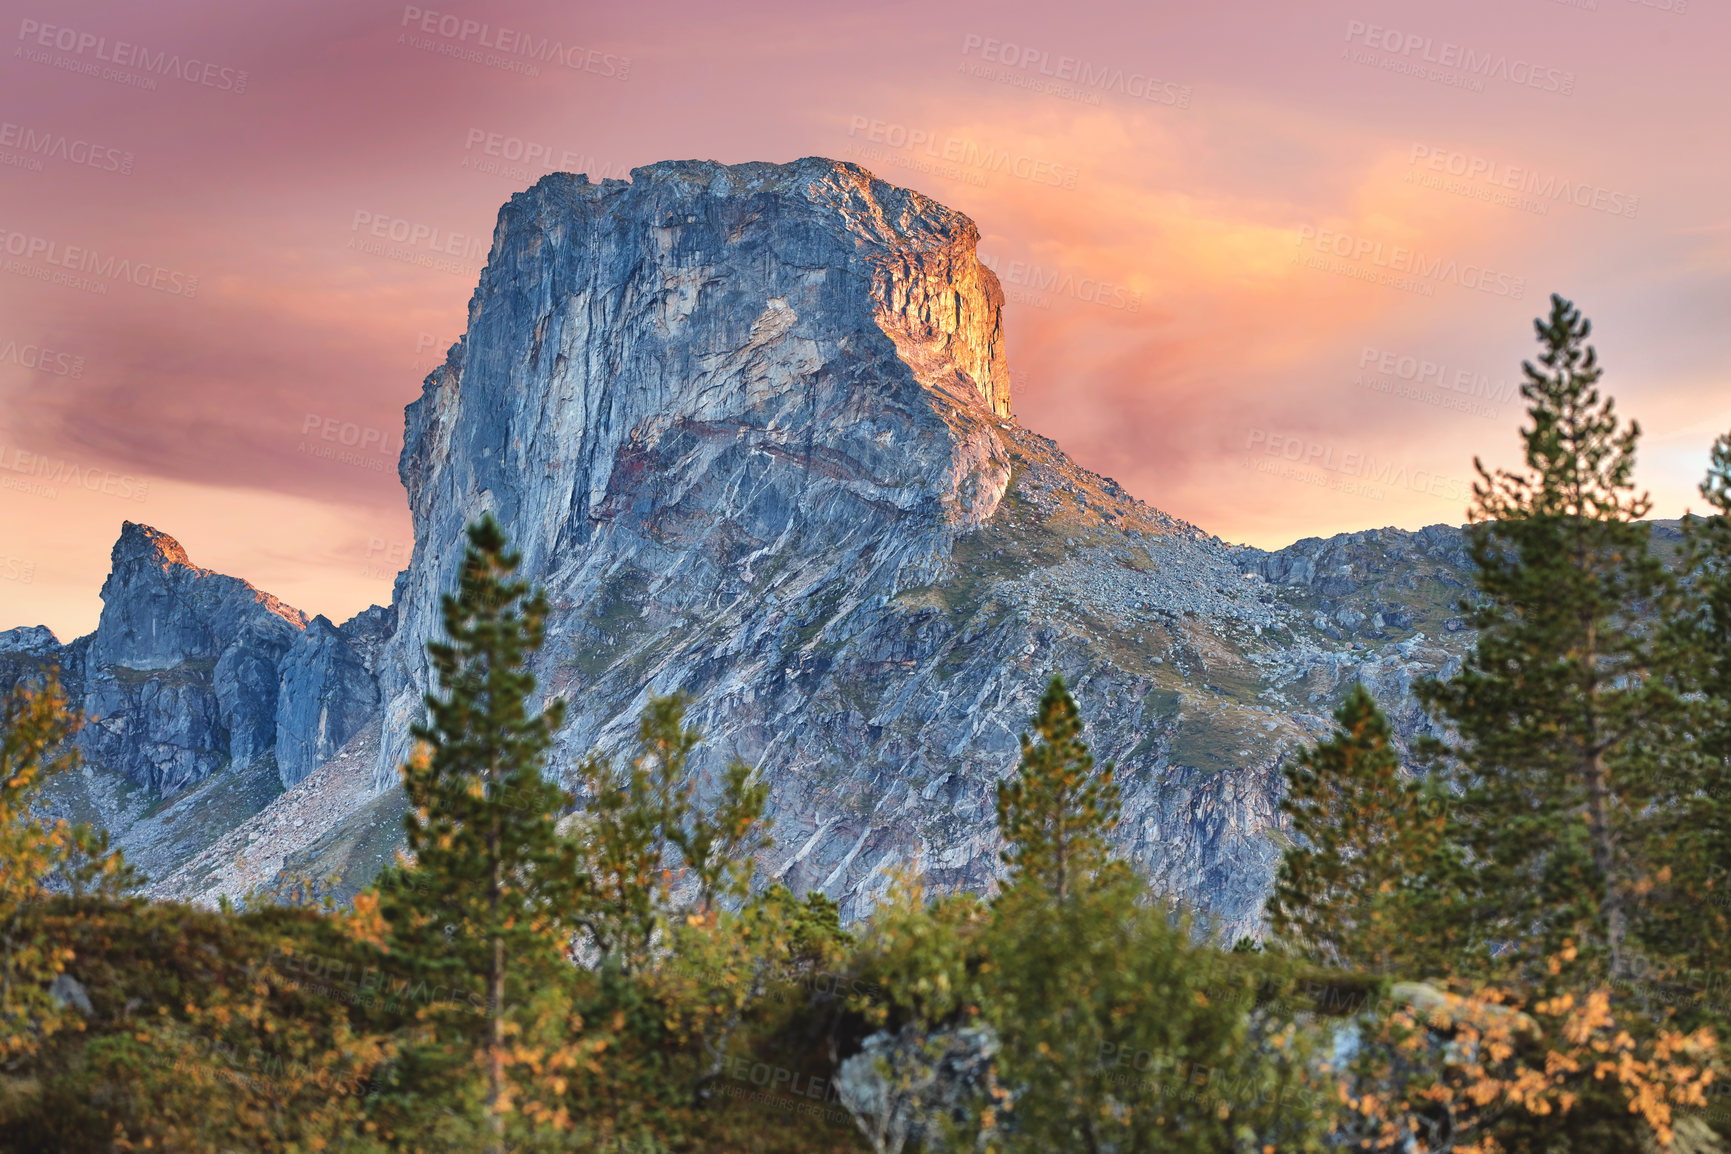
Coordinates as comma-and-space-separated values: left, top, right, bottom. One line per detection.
965, 675, 1325, 1152
568, 692, 770, 973
1340, 295, 1724, 1151
1266, 683, 1456, 974
376, 514, 571, 1154
1650, 432, 1731, 1014
1416, 292, 1678, 986
995, 674, 1120, 903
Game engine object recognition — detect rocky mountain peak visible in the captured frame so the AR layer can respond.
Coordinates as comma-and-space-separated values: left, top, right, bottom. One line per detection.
74, 523, 309, 792
378, 156, 1022, 786
357, 156, 1477, 932
7, 160, 1490, 931
620, 156, 1012, 416
100, 522, 308, 637
112, 520, 195, 571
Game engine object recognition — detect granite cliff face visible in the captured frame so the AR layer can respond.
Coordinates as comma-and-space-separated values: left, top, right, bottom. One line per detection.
369, 158, 1478, 935
3, 524, 393, 886
275, 606, 392, 787
77, 523, 307, 795
375, 158, 1015, 785
4, 158, 1494, 934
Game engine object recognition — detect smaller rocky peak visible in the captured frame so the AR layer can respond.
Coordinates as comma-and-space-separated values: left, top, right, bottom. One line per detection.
99, 522, 308, 633
0, 625, 60, 656
275, 613, 381, 788
300, 613, 341, 640
337, 603, 397, 673
112, 521, 198, 573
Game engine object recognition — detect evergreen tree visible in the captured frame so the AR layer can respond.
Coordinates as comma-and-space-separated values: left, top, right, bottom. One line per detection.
1650, 431, 1731, 1018
995, 674, 1120, 903
970, 674, 1324, 1153
1318, 295, 1725, 1151
376, 514, 572, 1154
568, 692, 770, 973
1266, 683, 1456, 974
1416, 292, 1678, 986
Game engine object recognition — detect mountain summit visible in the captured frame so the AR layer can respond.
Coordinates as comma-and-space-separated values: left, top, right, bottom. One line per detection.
371, 157, 1475, 931
5, 159, 1481, 933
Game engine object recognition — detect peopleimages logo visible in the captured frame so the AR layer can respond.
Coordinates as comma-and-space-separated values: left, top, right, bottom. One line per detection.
15, 19, 249, 92
0, 227, 199, 297
978, 253, 1141, 312
1294, 226, 1525, 300
460, 129, 629, 182
298, 412, 398, 473
1342, 20, 1575, 95
959, 33, 1191, 108
349, 211, 486, 262
1358, 346, 1520, 405
1243, 428, 1474, 505
1356, 344, 1519, 421
0, 443, 150, 502
398, 7, 630, 80
362, 537, 410, 581
1407, 145, 1639, 220
0, 120, 133, 175
0, 336, 84, 378
845, 117, 1079, 189
347, 210, 487, 277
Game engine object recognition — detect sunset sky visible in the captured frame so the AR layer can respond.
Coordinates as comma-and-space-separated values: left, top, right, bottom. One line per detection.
2, 0, 1727, 640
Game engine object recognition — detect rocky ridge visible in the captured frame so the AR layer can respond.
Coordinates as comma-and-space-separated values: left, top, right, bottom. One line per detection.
365, 158, 1483, 935
4, 158, 1498, 935
5, 524, 391, 887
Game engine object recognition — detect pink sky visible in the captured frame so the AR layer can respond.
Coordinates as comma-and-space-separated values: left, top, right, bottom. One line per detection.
2, 0, 1727, 640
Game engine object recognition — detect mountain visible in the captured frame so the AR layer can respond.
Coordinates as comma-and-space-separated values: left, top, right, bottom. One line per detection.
5, 158, 1488, 936
372, 157, 1484, 935
4, 524, 389, 887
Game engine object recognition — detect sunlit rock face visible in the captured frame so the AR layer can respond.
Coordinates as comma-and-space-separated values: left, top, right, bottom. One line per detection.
372, 156, 1458, 935
378, 157, 1022, 895
0, 158, 1487, 932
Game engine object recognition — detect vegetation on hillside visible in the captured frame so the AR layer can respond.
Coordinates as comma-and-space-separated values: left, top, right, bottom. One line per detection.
2, 296, 1727, 1151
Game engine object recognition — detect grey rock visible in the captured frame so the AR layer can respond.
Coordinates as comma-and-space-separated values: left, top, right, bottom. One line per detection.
0, 625, 68, 704
0, 625, 59, 656
7, 161, 1636, 935
76, 523, 308, 794
275, 614, 381, 788
337, 602, 397, 673
367, 158, 1484, 938
9, 521, 404, 891
836, 1023, 1000, 1154
48, 973, 93, 1017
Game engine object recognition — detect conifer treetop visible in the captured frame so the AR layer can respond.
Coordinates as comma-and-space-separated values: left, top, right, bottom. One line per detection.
996, 674, 1120, 903
1474, 291, 1649, 527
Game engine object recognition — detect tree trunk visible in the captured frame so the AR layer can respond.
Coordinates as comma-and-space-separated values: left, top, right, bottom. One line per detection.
488, 931, 506, 1153
487, 809, 506, 1154
1583, 739, 1625, 975
1581, 590, 1627, 978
